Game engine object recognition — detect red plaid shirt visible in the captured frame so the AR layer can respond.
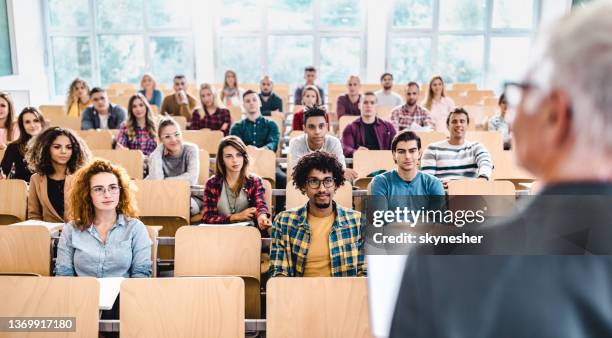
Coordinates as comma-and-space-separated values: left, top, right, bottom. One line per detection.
390, 104, 434, 131
188, 107, 231, 135
202, 174, 269, 224
116, 124, 157, 156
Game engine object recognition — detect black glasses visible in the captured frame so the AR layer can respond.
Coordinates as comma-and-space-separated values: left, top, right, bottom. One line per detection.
306, 177, 335, 189
503, 81, 538, 108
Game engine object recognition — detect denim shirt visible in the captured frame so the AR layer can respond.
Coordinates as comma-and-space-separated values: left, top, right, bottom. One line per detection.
55, 214, 152, 278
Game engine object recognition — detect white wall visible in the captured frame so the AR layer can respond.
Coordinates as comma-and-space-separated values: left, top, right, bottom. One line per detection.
0, 0, 49, 106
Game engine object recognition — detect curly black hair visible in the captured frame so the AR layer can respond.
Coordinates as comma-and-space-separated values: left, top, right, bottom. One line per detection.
292, 151, 345, 191
26, 127, 91, 176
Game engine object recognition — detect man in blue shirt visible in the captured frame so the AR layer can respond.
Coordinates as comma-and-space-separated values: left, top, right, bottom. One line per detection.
371, 130, 444, 197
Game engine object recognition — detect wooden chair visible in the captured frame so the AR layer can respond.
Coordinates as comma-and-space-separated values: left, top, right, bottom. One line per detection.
0, 226, 51, 276
286, 179, 353, 209
133, 179, 191, 231
108, 82, 137, 93
267, 277, 371, 338
467, 90, 496, 101
175, 226, 261, 318
198, 149, 211, 185
262, 179, 273, 213
0, 179, 28, 224
111, 95, 131, 110
491, 150, 535, 184
447, 179, 515, 196
353, 150, 395, 189
483, 96, 500, 107
447, 180, 516, 217
46, 115, 81, 130
229, 106, 243, 123
146, 225, 163, 277
464, 105, 498, 129
77, 129, 114, 149
121, 277, 244, 338
172, 115, 188, 130
451, 83, 478, 91
416, 131, 448, 151
0, 276, 99, 336
247, 146, 276, 187
377, 105, 395, 120
466, 131, 504, 154
338, 115, 359, 137
91, 149, 144, 179
182, 130, 224, 156
39, 104, 65, 117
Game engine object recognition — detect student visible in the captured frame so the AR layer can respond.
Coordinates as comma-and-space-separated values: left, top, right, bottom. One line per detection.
202, 136, 271, 229
189, 83, 231, 136
160, 74, 198, 120
269, 151, 366, 277
230, 90, 280, 152
487, 94, 512, 150
0, 92, 18, 150
375, 73, 403, 107
371, 130, 444, 197
421, 108, 493, 188
146, 118, 201, 215
55, 158, 152, 277
342, 92, 396, 157
80, 87, 127, 130
26, 127, 91, 222
288, 106, 358, 181
291, 85, 329, 132
219, 70, 245, 108
259, 75, 283, 116
0, 107, 47, 182
139, 73, 163, 109
336, 75, 362, 118
116, 93, 158, 156
65, 78, 92, 118
294, 66, 325, 105
423, 75, 455, 133
390, 82, 434, 131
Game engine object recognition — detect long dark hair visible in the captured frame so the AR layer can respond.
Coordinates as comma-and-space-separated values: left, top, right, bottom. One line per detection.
126, 93, 157, 140
215, 135, 250, 192
13, 107, 47, 155
0, 92, 17, 141
26, 127, 91, 176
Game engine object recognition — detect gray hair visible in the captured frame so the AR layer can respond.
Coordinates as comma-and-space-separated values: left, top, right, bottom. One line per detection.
532, 1, 612, 152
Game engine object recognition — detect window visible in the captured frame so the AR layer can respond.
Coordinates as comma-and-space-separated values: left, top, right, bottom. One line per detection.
388, 0, 538, 91
216, 0, 365, 87
0, 0, 14, 76
45, 0, 194, 95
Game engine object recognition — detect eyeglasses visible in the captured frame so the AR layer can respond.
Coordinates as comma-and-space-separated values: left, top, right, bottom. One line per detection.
91, 185, 121, 196
503, 81, 538, 108
306, 177, 335, 189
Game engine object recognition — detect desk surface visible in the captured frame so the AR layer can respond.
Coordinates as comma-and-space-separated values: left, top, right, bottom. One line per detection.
98, 277, 124, 310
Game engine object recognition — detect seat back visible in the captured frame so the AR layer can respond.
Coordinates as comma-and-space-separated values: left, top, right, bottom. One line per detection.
0, 179, 28, 224
267, 277, 371, 338
133, 179, 191, 231
91, 149, 144, 179
0, 226, 51, 276
77, 129, 114, 149
182, 129, 224, 156
0, 276, 99, 337
247, 146, 276, 186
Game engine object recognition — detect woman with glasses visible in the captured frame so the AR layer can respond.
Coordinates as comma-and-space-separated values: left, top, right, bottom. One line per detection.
202, 135, 271, 229
26, 127, 91, 222
0, 107, 47, 181
336, 75, 362, 118
146, 118, 201, 215
291, 85, 329, 132
55, 158, 151, 278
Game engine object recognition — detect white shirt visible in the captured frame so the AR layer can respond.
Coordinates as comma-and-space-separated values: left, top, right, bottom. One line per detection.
427, 96, 455, 133
375, 90, 404, 107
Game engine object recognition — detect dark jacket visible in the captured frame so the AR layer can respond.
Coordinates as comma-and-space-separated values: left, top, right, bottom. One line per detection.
259, 92, 284, 116
81, 104, 126, 130
341, 117, 396, 157
390, 183, 612, 338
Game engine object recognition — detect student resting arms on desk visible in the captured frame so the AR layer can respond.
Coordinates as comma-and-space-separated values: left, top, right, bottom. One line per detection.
55, 159, 152, 277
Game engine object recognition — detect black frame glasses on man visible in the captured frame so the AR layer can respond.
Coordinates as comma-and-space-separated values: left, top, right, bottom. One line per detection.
306, 177, 335, 189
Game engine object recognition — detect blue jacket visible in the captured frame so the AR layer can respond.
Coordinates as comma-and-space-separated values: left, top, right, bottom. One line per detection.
81, 104, 126, 130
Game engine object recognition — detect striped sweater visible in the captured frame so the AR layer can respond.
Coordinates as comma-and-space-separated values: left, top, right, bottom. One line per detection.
421, 140, 493, 180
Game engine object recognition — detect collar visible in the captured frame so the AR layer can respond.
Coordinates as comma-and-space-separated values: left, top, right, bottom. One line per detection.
245, 115, 263, 124
87, 213, 126, 235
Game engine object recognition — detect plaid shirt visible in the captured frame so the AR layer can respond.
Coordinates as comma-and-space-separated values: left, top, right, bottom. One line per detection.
188, 107, 232, 136
116, 124, 157, 156
202, 174, 269, 224
390, 104, 434, 131
270, 202, 367, 277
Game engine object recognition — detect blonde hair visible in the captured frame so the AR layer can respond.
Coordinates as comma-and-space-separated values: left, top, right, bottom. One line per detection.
199, 83, 223, 112
220, 70, 239, 102
140, 73, 157, 91
424, 75, 446, 111
301, 85, 322, 106
65, 78, 90, 112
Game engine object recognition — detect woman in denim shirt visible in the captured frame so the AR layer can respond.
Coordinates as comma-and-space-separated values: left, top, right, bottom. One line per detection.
55, 159, 152, 277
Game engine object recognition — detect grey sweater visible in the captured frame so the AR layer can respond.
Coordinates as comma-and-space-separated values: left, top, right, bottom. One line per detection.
146, 142, 199, 185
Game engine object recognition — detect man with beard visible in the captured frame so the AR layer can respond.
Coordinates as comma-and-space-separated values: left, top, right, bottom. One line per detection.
375, 73, 403, 107
390, 82, 434, 131
258, 75, 283, 116
269, 151, 366, 277
421, 108, 492, 188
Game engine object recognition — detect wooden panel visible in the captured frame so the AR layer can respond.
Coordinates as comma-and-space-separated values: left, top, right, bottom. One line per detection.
46, 115, 81, 131
108, 83, 137, 92
228, 106, 243, 124
91, 149, 144, 179
172, 116, 187, 130
0, 276, 98, 337
133, 180, 190, 222
198, 149, 210, 185
377, 106, 394, 120
466, 131, 504, 154
416, 131, 448, 151
0, 226, 51, 276
38, 104, 65, 118
267, 277, 372, 338
182, 130, 224, 156
121, 277, 244, 338
286, 180, 353, 209
77, 129, 114, 149
0, 179, 28, 223
247, 146, 276, 185
451, 83, 478, 91
146, 225, 163, 278
353, 150, 395, 179
338, 115, 359, 137
492, 150, 535, 182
